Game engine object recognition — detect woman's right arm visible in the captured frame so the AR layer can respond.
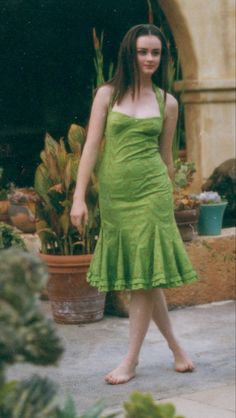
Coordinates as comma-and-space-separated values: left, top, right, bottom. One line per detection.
70, 84, 112, 232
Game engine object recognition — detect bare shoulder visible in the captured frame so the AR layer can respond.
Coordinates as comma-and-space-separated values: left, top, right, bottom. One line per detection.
165, 92, 178, 112
94, 84, 114, 108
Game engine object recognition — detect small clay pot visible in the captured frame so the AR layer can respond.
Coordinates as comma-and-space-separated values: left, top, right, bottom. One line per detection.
175, 208, 199, 241
8, 202, 36, 233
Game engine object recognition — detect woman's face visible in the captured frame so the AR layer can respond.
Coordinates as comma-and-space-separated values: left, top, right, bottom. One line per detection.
136, 35, 162, 77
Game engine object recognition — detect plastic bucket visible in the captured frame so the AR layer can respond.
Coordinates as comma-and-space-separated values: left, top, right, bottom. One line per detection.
198, 202, 227, 235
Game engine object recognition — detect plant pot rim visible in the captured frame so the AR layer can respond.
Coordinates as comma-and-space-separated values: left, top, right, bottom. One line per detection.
200, 202, 227, 207
40, 252, 93, 267
174, 208, 199, 213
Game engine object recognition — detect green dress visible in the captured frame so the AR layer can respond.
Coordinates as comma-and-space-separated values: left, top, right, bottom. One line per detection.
87, 85, 198, 291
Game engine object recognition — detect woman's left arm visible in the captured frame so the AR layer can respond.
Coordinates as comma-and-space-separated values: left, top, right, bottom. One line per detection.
159, 93, 178, 181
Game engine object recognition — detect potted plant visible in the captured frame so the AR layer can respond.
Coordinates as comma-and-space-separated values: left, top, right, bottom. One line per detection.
34, 125, 105, 324
191, 191, 228, 235
173, 159, 200, 241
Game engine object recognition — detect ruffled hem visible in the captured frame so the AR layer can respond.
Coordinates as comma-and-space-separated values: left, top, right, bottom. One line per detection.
87, 269, 198, 292
87, 223, 198, 292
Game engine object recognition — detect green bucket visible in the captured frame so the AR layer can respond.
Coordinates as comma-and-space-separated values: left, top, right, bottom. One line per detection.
198, 202, 227, 235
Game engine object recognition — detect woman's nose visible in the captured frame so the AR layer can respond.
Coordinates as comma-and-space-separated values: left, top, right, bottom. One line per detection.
146, 53, 154, 60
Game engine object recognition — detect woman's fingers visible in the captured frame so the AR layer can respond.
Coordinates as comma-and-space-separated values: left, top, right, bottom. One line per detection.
70, 211, 88, 235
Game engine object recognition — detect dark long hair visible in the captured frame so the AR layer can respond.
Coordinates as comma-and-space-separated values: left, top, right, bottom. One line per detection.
110, 24, 170, 104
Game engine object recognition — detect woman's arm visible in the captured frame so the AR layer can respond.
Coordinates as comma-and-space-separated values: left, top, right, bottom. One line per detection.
71, 84, 112, 231
159, 93, 178, 181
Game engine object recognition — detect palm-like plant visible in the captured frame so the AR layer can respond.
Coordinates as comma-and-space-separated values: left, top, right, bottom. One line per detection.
34, 125, 99, 255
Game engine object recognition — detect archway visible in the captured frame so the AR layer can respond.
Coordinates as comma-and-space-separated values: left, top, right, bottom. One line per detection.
157, 0, 235, 190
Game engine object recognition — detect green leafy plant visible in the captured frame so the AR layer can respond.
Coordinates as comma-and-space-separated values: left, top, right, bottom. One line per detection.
34, 125, 100, 255
0, 249, 113, 418
93, 28, 114, 89
173, 159, 199, 211
123, 391, 185, 418
0, 167, 15, 201
0, 222, 27, 250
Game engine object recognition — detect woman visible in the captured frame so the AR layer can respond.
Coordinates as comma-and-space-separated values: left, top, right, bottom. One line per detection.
71, 24, 198, 385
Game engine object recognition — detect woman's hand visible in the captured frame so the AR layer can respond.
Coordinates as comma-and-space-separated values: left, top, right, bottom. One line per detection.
70, 199, 88, 235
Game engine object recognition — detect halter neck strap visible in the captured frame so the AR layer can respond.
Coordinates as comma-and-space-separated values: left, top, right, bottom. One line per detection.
153, 84, 165, 119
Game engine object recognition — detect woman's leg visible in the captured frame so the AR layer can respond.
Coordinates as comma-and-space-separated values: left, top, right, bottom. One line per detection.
152, 289, 194, 372
105, 289, 154, 384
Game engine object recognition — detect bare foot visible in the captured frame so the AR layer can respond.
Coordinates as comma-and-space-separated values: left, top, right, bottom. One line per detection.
105, 358, 137, 385
172, 345, 195, 372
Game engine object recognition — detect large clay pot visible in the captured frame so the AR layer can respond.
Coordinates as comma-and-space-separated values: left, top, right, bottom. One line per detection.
0, 200, 10, 223
40, 253, 106, 324
175, 208, 199, 241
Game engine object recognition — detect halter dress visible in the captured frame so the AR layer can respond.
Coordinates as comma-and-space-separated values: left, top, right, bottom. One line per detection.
87, 85, 198, 291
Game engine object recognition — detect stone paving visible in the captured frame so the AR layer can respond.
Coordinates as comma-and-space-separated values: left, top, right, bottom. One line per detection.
8, 300, 235, 417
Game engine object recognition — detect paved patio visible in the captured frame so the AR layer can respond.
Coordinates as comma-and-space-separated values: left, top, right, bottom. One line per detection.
8, 300, 235, 417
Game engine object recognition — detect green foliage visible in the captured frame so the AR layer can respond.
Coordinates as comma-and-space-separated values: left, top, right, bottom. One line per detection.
123, 392, 185, 418
1, 375, 58, 418
34, 126, 99, 255
92, 28, 114, 89
0, 167, 15, 200
0, 222, 27, 250
0, 249, 63, 368
174, 159, 196, 189
173, 160, 199, 210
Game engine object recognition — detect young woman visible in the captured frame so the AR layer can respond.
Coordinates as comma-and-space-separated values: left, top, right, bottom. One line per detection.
70, 24, 198, 385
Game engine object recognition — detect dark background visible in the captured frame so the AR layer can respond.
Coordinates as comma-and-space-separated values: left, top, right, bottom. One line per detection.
0, 0, 170, 185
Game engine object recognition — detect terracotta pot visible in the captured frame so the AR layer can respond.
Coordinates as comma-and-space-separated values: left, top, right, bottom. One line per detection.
40, 253, 106, 324
175, 208, 199, 241
8, 201, 36, 233
0, 200, 10, 223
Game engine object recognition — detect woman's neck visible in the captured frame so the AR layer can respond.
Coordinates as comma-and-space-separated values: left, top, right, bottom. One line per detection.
139, 74, 153, 88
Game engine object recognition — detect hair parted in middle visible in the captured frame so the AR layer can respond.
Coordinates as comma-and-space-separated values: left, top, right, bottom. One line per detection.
109, 24, 170, 105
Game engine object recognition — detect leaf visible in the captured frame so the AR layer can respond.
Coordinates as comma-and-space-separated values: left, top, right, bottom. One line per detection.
80, 400, 105, 418
70, 155, 80, 183
34, 164, 52, 201
0, 380, 17, 405
59, 208, 70, 236
57, 396, 78, 418
64, 159, 72, 192
68, 124, 86, 154
57, 139, 68, 176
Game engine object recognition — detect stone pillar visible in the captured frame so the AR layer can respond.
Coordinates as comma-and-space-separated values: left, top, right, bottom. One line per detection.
175, 79, 236, 190
157, 0, 236, 191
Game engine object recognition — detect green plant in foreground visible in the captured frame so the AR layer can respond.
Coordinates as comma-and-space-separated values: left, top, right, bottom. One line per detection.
0, 249, 111, 418
123, 391, 186, 418
0, 222, 27, 250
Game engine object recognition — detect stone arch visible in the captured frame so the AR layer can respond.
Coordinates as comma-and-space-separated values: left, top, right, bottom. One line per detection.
157, 0, 198, 80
